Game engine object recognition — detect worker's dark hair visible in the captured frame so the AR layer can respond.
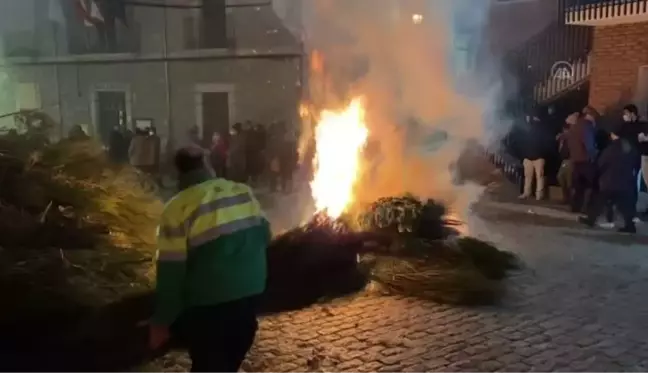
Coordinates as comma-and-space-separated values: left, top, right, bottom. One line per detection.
623, 104, 639, 115
174, 146, 205, 174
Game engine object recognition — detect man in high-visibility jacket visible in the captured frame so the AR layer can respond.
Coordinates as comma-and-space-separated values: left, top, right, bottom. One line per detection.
149, 146, 270, 372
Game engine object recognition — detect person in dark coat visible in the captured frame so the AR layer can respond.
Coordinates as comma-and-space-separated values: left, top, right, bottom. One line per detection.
278, 127, 298, 193
519, 113, 553, 200
579, 122, 638, 233
556, 114, 576, 204
566, 112, 597, 213
108, 124, 129, 163
228, 123, 247, 183
248, 124, 267, 185
618, 104, 646, 220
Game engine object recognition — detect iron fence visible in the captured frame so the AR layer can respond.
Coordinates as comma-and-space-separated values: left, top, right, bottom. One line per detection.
565, 0, 648, 23
504, 19, 592, 113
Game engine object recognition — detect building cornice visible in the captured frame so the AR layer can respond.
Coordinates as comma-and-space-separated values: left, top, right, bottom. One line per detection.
0, 46, 303, 66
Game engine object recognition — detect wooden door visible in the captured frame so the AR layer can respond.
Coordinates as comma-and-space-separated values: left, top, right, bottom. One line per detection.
96, 91, 126, 146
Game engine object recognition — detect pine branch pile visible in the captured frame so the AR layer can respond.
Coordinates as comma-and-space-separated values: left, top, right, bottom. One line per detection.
267, 195, 520, 311
0, 112, 162, 370
0, 125, 162, 250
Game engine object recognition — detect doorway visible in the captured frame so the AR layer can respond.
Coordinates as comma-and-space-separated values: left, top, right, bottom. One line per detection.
201, 91, 230, 147
95, 91, 126, 146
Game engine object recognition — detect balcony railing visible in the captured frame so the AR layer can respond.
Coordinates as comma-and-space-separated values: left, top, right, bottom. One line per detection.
565, 0, 648, 25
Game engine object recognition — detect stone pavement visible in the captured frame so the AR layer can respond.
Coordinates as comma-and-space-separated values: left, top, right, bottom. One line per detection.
152, 192, 648, 372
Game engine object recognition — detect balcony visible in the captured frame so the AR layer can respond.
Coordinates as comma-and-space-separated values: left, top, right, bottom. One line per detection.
0, 1, 302, 65
565, 0, 648, 26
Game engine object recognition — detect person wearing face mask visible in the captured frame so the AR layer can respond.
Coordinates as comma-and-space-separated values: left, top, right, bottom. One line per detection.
618, 104, 646, 221
579, 122, 637, 233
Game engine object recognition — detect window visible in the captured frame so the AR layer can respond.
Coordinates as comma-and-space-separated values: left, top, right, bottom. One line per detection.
0, 82, 41, 133
183, 8, 202, 50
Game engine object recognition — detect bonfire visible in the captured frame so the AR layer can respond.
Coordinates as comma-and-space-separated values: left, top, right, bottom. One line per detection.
265, 96, 520, 312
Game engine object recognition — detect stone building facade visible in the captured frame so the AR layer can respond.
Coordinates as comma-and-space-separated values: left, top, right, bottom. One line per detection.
0, 0, 303, 150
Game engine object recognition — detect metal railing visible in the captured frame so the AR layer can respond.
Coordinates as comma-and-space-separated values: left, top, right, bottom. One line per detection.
504, 19, 592, 112
533, 55, 590, 103
564, 0, 648, 23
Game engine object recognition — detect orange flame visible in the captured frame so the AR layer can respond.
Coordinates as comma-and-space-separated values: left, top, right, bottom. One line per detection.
310, 97, 369, 219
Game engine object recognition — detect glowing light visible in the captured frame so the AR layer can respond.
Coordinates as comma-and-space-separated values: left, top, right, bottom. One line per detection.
310, 97, 369, 219
412, 14, 423, 24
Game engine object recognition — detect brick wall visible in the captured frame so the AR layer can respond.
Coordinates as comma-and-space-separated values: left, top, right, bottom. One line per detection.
589, 21, 648, 113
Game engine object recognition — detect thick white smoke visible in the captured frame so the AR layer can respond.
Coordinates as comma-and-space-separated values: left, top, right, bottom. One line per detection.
307, 1, 512, 210
272, 0, 517, 230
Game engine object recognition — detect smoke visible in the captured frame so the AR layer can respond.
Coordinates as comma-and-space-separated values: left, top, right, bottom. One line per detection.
298, 0, 514, 221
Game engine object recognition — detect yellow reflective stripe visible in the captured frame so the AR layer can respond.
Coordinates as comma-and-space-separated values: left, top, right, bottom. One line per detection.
190, 200, 263, 239
187, 192, 253, 227
158, 236, 187, 258
158, 236, 186, 250
188, 216, 264, 248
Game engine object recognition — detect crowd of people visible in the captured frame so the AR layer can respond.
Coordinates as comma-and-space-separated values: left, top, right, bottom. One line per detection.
200, 121, 299, 193
105, 120, 299, 193
516, 104, 648, 234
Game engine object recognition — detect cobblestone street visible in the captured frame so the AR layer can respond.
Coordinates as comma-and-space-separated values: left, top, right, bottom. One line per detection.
154, 193, 648, 372
243, 198, 648, 372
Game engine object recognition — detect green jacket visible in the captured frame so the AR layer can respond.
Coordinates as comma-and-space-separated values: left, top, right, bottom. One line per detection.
152, 171, 270, 326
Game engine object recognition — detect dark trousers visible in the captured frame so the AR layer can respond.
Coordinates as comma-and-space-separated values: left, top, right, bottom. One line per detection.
571, 161, 595, 213
631, 168, 639, 218
173, 297, 259, 372
586, 190, 635, 229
